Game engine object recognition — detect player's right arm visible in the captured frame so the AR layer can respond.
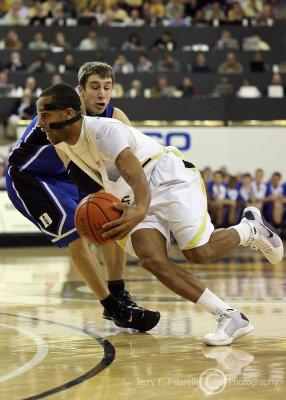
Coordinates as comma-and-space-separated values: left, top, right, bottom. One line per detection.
113, 108, 132, 126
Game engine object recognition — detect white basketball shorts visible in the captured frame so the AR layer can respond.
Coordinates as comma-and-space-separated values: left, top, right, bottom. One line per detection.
119, 151, 214, 257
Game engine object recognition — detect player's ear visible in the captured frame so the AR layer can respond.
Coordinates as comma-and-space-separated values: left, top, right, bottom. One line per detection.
78, 85, 84, 97
66, 107, 75, 119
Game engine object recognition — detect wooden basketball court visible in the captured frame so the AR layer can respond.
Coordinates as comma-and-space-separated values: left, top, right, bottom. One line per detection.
0, 244, 285, 399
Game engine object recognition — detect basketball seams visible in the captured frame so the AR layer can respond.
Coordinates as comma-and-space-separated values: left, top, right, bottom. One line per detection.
74, 192, 122, 246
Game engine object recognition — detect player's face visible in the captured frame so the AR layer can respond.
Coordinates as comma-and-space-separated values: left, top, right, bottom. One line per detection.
36, 96, 71, 145
78, 74, 113, 116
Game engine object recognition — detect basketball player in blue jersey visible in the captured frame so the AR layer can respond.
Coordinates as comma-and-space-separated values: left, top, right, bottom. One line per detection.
35, 83, 284, 346
5, 62, 160, 332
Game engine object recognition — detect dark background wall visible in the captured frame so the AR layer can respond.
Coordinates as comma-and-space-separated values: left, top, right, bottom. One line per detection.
1, 25, 286, 122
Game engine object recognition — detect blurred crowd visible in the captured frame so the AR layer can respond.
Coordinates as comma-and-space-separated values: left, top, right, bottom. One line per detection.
0, 0, 285, 28
201, 166, 286, 233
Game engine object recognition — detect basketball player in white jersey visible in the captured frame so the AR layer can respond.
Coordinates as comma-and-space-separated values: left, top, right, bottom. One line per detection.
36, 83, 284, 346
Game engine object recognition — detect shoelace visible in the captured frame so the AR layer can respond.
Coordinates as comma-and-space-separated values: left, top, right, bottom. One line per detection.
213, 312, 228, 331
248, 236, 272, 254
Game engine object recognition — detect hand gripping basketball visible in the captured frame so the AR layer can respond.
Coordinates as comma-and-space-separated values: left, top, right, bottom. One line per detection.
74, 192, 122, 246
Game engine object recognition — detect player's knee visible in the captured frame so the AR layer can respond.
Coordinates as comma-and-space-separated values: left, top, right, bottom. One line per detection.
139, 253, 168, 274
184, 247, 212, 264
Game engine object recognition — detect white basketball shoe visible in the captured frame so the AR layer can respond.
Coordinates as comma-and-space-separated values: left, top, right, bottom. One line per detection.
203, 309, 254, 346
241, 206, 284, 264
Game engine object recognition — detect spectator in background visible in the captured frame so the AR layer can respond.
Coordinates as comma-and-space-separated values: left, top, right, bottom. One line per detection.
157, 53, 181, 73
27, 52, 57, 73
251, 168, 267, 211
266, 73, 286, 97
177, 76, 199, 97
28, 32, 49, 50
111, 82, 125, 98
125, 79, 144, 98
237, 173, 256, 209
143, 5, 162, 27
165, 0, 184, 20
124, 8, 145, 26
242, 0, 264, 19
0, 29, 23, 50
107, 1, 129, 23
218, 52, 244, 74
50, 73, 63, 85
151, 31, 176, 51
112, 53, 135, 73
6, 90, 37, 139
243, 33, 271, 51
236, 78, 262, 98
121, 33, 145, 51
205, 1, 226, 23
28, 1, 47, 26
184, 0, 201, 19
214, 30, 239, 51
49, 31, 71, 52
148, 0, 165, 19
207, 170, 230, 228
50, 6, 68, 26
212, 76, 234, 97
257, 3, 275, 26
93, 2, 107, 25
264, 172, 286, 225
12, 75, 42, 98
59, 53, 78, 73
0, 0, 9, 20
168, 10, 189, 26
77, 29, 99, 50
193, 8, 208, 27
226, 175, 240, 225
136, 53, 156, 73
191, 53, 211, 73
227, 1, 245, 24
249, 52, 269, 72
2, 0, 28, 25
148, 75, 176, 98
0, 71, 15, 97
3, 51, 26, 72
77, 7, 97, 26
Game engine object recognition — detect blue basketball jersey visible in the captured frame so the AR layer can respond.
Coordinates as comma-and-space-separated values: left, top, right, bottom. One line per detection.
8, 104, 115, 176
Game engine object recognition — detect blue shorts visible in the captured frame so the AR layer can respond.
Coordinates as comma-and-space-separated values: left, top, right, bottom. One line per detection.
5, 165, 86, 247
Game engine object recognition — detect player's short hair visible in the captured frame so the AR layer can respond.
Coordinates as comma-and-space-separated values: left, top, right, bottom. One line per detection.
78, 62, 115, 88
39, 83, 81, 111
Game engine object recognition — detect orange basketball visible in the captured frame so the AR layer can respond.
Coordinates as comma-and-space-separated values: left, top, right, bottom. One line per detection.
74, 192, 122, 246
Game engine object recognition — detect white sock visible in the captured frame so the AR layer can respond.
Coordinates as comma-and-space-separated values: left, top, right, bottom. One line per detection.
232, 221, 252, 245
197, 288, 234, 315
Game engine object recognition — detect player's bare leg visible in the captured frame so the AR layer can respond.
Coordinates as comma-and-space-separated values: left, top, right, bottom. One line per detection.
69, 237, 109, 300
132, 228, 252, 345
101, 242, 126, 281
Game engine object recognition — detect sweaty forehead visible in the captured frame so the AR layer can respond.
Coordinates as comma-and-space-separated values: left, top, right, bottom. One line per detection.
37, 96, 53, 112
86, 74, 113, 86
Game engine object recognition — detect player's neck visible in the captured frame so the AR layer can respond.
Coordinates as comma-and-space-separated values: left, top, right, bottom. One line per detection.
65, 119, 82, 146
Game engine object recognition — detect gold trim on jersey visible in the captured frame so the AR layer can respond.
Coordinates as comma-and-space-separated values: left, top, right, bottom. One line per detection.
67, 119, 103, 186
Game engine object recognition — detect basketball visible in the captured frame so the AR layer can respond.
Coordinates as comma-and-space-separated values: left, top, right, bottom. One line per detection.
74, 192, 122, 246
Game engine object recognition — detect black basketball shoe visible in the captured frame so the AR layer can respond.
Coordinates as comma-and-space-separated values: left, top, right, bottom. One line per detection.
103, 290, 160, 332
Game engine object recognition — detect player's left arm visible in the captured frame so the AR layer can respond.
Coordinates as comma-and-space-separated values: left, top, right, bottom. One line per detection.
102, 147, 151, 240
113, 108, 132, 126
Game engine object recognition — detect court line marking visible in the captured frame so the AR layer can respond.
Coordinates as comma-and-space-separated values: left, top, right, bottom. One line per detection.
0, 323, 49, 383
0, 312, 115, 400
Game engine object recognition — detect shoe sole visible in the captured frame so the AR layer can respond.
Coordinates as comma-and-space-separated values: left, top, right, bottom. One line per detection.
114, 312, 161, 332
203, 324, 254, 346
243, 206, 284, 264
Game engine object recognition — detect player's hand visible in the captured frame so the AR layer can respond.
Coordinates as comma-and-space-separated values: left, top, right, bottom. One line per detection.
101, 202, 146, 240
